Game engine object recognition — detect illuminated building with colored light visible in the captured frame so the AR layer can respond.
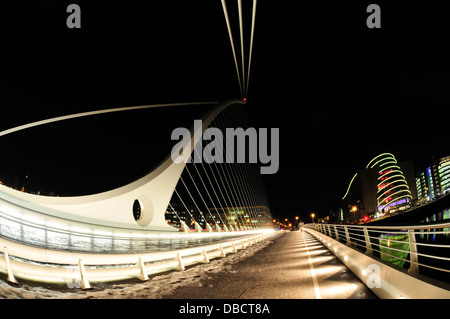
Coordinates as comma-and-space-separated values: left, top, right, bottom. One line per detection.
416, 155, 450, 201
342, 153, 417, 222
415, 172, 427, 202
426, 166, 437, 199
438, 156, 450, 195
369, 153, 414, 213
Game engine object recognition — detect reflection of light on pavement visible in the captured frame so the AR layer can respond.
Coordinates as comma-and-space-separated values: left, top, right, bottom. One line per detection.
311, 255, 334, 264
320, 283, 358, 299
297, 244, 323, 251
306, 249, 328, 256
314, 265, 343, 276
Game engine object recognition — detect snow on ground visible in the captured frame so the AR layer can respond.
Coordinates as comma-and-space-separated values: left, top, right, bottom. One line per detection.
0, 236, 277, 299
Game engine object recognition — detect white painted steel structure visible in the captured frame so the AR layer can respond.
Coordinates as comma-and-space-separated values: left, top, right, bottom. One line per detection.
0, 100, 245, 234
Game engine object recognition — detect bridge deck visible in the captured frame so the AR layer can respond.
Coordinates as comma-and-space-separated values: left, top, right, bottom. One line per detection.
163, 230, 377, 299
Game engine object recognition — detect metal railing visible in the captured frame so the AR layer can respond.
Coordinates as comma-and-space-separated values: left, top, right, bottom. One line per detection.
308, 223, 450, 283
0, 230, 277, 289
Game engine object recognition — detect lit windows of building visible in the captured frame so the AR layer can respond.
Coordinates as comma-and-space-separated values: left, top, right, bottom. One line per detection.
439, 156, 450, 195
426, 167, 436, 199
342, 153, 416, 222
416, 172, 427, 201
369, 153, 413, 214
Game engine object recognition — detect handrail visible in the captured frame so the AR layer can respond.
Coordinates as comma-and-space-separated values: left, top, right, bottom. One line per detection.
306, 222, 450, 283
329, 222, 450, 230
0, 229, 277, 289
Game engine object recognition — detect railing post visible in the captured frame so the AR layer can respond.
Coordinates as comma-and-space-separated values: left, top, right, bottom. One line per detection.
219, 245, 226, 257
138, 257, 149, 281
334, 225, 340, 241
3, 247, 18, 285
363, 227, 373, 256
327, 225, 331, 237
201, 248, 210, 264
408, 229, 419, 276
344, 226, 351, 246
176, 252, 185, 271
78, 259, 91, 289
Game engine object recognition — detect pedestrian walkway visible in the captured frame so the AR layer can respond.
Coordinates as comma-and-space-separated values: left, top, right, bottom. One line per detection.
163, 230, 377, 299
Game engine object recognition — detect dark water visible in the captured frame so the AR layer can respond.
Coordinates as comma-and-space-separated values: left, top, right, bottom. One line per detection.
375, 206, 450, 284
420, 208, 450, 225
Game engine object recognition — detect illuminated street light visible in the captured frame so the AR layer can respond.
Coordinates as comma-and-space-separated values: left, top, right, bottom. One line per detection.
351, 206, 358, 223
311, 213, 315, 223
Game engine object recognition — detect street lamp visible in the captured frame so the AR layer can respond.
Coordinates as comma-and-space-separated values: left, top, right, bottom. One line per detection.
351, 206, 358, 223
311, 213, 315, 223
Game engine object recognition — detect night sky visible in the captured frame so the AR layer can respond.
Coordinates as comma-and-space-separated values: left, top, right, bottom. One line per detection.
1, 1, 449, 222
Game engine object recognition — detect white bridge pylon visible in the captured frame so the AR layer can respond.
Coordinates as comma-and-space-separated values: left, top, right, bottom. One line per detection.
0, 99, 245, 233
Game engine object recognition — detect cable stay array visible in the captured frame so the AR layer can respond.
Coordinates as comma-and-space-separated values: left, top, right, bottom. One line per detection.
166, 103, 270, 232
165, 1, 265, 232
221, 0, 258, 99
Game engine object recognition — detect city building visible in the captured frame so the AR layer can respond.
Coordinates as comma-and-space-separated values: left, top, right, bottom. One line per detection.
342, 153, 416, 222
415, 172, 427, 202
438, 156, 450, 195
416, 155, 450, 201
206, 205, 271, 229
329, 207, 344, 223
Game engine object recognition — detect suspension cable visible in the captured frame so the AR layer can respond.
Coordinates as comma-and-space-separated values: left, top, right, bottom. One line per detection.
221, 0, 243, 98
237, 0, 246, 97
246, 0, 257, 97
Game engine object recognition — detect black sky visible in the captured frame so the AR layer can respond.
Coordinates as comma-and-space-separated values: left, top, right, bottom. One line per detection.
1, 1, 449, 222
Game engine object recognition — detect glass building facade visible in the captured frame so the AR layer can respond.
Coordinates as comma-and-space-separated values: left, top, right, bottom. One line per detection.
439, 156, 450, 195
416, 155, 450, 201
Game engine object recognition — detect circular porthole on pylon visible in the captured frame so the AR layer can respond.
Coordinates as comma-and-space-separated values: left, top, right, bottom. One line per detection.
132, 196, 153, 226
133, 200, 142, 221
